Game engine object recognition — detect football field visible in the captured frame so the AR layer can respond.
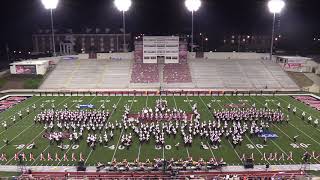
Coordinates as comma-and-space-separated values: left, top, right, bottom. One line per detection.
0, 94, 320, 167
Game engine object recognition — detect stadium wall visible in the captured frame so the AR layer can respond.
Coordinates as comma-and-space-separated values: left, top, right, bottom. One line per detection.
10, 61, 49, 75
97, 52, 133, 60
202, 52, 270, 60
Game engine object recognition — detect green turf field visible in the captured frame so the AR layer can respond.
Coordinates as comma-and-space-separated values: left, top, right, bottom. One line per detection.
0, 94, 320, 166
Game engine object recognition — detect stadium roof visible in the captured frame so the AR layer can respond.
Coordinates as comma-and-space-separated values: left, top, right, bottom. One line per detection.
10, 60, 49, 66
277, 56, 312, 60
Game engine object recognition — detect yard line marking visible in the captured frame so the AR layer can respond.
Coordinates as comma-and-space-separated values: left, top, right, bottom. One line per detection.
206, 142, 216, 161
224, 96, 270, 164
262, 96, 320, 146
137, 143, 142, 161
205, 95, 244, 163
272, 124, 320, 164
57, 96, 99, 165
172, 95, 190, 159
0, 96, 45, 123
172, 94, 178, 108
30, 145, 50, 165
270, 140, 296, 164
6, 129, 46, 165
248, 95, 320, 164
275, 96, 320, 133
0, 97, 59, 149
186, 148, 190, 158
5, 96, 73, 164
145, 95, 148, 107
198, 96, 218, 161
162, 146, 165, 160
30, 96, 83, 166
236, 95, 295, 163
82, 95, 114, 164
0, 96, 53, 135
84, 149, 93, 165
111, 96, 135, 162
239, 96, 296, 163
137, 95, 149, 161
277, 96, 320, 122
227, 139, 242, 162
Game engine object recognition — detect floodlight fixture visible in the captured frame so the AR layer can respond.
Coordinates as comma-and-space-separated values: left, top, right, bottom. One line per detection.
268, 0, 285, 14
114, 0, 132, 12
185, 0, 201, 52
41, 0, 59, 10
185, 0, 201, 12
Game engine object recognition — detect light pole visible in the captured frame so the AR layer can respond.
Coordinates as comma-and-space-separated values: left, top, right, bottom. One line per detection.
268, 0, 285, 60
41, 0, 59, 57
114, 0, 132, 52
185, 0, 201, 52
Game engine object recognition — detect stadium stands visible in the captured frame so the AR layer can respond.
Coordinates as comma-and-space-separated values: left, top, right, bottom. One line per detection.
130, 63, 159, 83
190, 58, 299, 89
41, 59, 131, 89
40, 55, 299, 90
163, 63, 192, 83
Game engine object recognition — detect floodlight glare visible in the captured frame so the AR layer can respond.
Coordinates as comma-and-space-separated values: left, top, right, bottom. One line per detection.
268, 0, 285, 14
41, 0, 59, 9
114, 0, 132, 12
185, 0, 201, 12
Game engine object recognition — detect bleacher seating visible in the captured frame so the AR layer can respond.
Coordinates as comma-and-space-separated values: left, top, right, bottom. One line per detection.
163, 63, 192, 83
40, 56, 299, 90
130, 63, 159, 83
190, 58, 299, 89
41, 59, 131, 89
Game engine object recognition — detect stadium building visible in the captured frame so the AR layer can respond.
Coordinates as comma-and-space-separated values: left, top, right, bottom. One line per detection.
32, 29, 131, 55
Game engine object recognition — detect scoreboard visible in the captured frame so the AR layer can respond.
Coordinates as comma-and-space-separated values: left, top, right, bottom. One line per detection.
143, 36, 179, 64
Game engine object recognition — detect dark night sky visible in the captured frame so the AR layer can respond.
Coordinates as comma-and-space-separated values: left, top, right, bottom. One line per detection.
0, 0, 320, 53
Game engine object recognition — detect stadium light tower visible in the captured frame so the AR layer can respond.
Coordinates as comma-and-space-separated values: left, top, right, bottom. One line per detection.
268, 0, 285, 60
114, 0, 132, 52
41, 0, 59, 57
185, 0, 201, 52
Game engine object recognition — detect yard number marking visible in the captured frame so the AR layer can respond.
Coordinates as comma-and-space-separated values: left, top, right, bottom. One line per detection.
246, 144, 267, 149
290, 143, 311, 149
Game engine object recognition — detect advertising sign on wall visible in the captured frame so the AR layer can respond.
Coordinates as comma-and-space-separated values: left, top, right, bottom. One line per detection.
15, 65, 37, 75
